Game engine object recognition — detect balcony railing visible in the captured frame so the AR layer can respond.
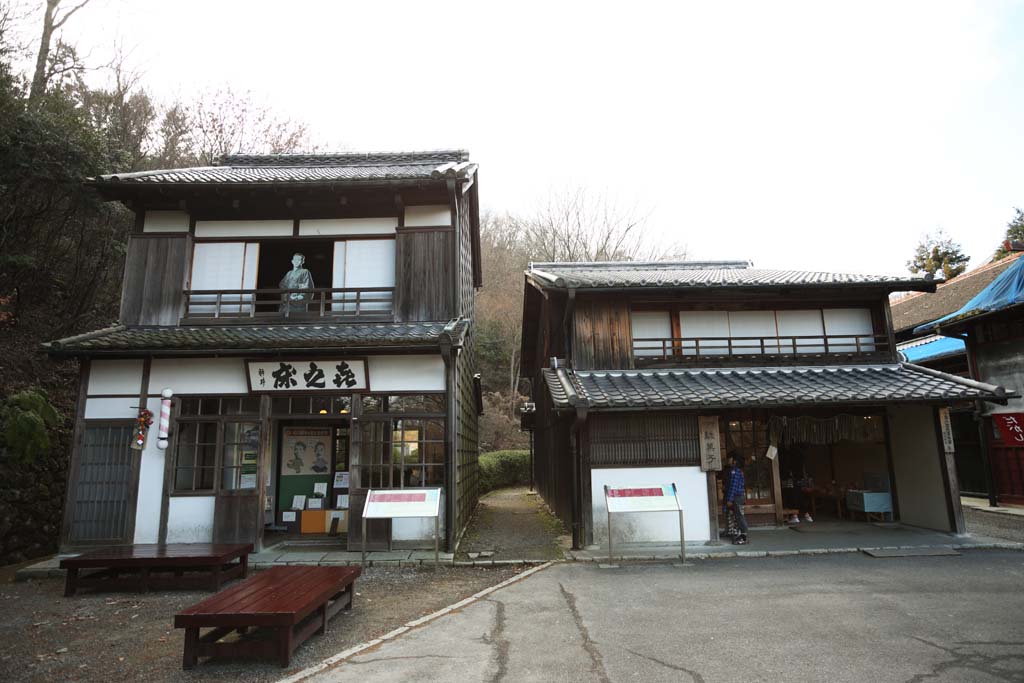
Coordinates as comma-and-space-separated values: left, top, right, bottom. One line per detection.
182, 287, 394, 322
632, 334, 893, 366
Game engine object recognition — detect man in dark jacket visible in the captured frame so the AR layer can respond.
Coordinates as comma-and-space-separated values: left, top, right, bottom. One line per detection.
724, 453, 749, 545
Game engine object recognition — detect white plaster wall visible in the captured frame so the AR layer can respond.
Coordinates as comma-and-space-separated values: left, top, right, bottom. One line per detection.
591, 467, 710, 545
133, 396, 165, 543
367, 355, 445, 392
87, 359, 143, 395
299, 218, 397, 236
143, 210, 189, 233
149, 358, 248, 394
166, 496, 216, 543
404, 205, 451, 227
84, 397, 138, 419
194, 220, 293, 238
392, 504, 445, 542
888, 405, 952, 531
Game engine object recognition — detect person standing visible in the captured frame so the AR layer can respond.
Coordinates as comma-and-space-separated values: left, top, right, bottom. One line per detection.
724, 452, 749, 545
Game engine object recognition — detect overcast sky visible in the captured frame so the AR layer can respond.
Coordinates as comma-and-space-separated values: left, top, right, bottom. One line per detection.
18, 0, 1024, 275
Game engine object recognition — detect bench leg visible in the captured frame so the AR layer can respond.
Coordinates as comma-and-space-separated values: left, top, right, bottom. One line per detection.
319, 602, 329, 635
278, 625, 293, 667
139, 567, 150, 593
240, 553, 248, 579
212, 565, 222, 591
183, 627, 199, 669
63, 567, 78, 597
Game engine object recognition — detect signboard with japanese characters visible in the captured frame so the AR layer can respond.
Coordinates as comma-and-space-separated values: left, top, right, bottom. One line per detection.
604, 484, 681, 513
698, 415, 722, 471
247, 359, 368, 392
938, 408, 955, 454
994, 413, 1024, 446
362, 488, 442, 519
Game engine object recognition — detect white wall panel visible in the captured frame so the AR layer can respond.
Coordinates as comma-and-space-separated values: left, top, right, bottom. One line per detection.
133, 397, 164, 543
149, 358, 248, 395
776, 310, 825, 354
631, 311, 672, 357
590, 467, 710, 544
823, 308, 875, 352
345, 239, 396, 288
166, 496, 215, 543
679, 311, 730, 355
299, 218, 397, 235
404, 205, 451, 227
368, 355, 445, 392
87, 359, 144, 395
143, 210, 189, 233
194, 220, 293, 237
84, 397, 137, 419
728, 310, 779, 354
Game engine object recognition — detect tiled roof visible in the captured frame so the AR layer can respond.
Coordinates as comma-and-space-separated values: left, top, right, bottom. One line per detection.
90, 151, 475, 186
45, 320, 469, 355
527, 261, 937, 292
542, 363, 1012, 411
890, 253, 1023, 334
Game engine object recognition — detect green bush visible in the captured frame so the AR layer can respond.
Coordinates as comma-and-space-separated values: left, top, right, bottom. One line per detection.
478, 450, 531, 494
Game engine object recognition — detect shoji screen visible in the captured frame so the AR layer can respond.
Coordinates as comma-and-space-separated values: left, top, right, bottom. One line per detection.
341, 239, 396, 312
823, 308, 875, 352
728, 311, 779, 354
189, 242, 258, 314
631, 311, 672, 357
776, 310, 825, 354
678, 311, 730, 355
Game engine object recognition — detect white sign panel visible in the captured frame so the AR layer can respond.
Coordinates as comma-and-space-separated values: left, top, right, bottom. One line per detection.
363, 488, 442, 519
604, 484, 681, 513
939, 407, 955, 454
698, 416, 722, 471
247, 359, 367, 392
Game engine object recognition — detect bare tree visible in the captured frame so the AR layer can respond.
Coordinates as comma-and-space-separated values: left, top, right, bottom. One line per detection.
524, 187, 684, 262
29, 0, 90, 101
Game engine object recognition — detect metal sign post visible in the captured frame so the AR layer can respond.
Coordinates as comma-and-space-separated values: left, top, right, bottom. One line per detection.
604, 483, 686, 566
361, 487, 443, 567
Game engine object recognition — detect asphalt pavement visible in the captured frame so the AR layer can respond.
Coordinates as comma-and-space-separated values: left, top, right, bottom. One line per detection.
300, 550, 1024, 683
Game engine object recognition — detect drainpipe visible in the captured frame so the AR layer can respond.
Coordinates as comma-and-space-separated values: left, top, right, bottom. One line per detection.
562, 289, 576, 363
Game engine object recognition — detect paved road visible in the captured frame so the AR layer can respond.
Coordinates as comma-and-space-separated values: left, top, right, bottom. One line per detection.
303, 551, 1024, 682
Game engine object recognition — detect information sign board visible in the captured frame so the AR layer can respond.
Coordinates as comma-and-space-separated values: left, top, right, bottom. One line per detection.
363, 488, 442, 519
605, 485, 681, 513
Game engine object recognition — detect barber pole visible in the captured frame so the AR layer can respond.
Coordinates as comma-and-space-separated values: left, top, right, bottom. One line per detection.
157, 388, 174, 450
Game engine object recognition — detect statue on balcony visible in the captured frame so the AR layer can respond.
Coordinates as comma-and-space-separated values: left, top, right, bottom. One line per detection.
279, 253, 314, 313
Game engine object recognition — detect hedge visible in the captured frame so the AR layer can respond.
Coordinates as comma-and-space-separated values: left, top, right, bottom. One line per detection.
478, 450, 530, 494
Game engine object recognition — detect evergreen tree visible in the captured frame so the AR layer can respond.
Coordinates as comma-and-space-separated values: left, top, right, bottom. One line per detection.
907, 230, 970, 279
993, 208, 1024, 260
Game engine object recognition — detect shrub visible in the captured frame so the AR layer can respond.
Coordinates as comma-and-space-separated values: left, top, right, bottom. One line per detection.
478, 449, 530, 494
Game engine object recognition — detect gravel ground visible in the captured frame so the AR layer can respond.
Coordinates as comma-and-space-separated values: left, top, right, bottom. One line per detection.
0, 564, 522, 683
457, 487, 569, 561
964, 506, 1024, 543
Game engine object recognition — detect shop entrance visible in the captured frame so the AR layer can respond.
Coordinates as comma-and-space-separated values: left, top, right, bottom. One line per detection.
265, 419, 350, 545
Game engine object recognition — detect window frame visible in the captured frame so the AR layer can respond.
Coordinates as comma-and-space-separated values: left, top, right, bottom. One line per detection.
170, 396, 262, 497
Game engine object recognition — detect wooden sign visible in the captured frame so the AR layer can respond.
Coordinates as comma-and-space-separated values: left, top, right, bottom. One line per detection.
698, 416, 722, 471
938, 408, 956, 453
247, 359, 367, 392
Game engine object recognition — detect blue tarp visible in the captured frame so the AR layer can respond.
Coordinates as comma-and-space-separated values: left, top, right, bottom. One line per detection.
914, 256, 1024, 334
900, 336, 965, 363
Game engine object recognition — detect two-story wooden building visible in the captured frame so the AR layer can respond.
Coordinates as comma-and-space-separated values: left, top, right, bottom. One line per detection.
46, 151, 482, 553
520, 261, 1015, 549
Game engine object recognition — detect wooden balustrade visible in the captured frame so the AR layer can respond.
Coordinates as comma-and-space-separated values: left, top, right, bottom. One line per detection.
182, 287, 394, 322
632, 334, 892, 365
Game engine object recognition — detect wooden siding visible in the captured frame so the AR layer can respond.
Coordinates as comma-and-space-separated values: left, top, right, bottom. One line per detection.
457, 188, 476, 318
454, 332, 480, 542
119, 234, 190, 326
531, 376, 575, 531
588, 413, 700, 467
572, 297, 632, 370
394, 229, 454, 321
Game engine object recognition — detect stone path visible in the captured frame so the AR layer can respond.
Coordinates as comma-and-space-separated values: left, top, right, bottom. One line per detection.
457, 487, 570, 562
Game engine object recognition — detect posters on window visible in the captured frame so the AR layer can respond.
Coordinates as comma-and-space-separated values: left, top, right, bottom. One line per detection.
281, 427, 332, 476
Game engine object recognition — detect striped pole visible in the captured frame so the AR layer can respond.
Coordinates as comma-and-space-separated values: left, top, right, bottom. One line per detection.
157, 388, 173, 450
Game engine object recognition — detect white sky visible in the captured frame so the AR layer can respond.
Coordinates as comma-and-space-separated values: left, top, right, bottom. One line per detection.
16, 0, 1024, 275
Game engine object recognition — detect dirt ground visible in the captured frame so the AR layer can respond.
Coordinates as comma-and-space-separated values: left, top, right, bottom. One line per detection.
457, 487, 569, 561
0, 564, 522, 683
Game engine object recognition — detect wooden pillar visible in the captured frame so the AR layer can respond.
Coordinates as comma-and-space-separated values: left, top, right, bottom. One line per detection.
255, 394, 273, 552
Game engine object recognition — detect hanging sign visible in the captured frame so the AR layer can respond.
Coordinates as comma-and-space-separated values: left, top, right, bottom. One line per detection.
698, 416, 722, 471
247, 359, 368, 392
994, 413, 1024, 445
363, 488, 442, 519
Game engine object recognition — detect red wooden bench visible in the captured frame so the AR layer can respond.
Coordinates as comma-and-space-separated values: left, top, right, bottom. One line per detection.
174, 565, 361, 668
60, 543, 251, 597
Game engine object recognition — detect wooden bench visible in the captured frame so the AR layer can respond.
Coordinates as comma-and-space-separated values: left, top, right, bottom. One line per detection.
60, 543, 251, 597
174, 566, 360, 668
